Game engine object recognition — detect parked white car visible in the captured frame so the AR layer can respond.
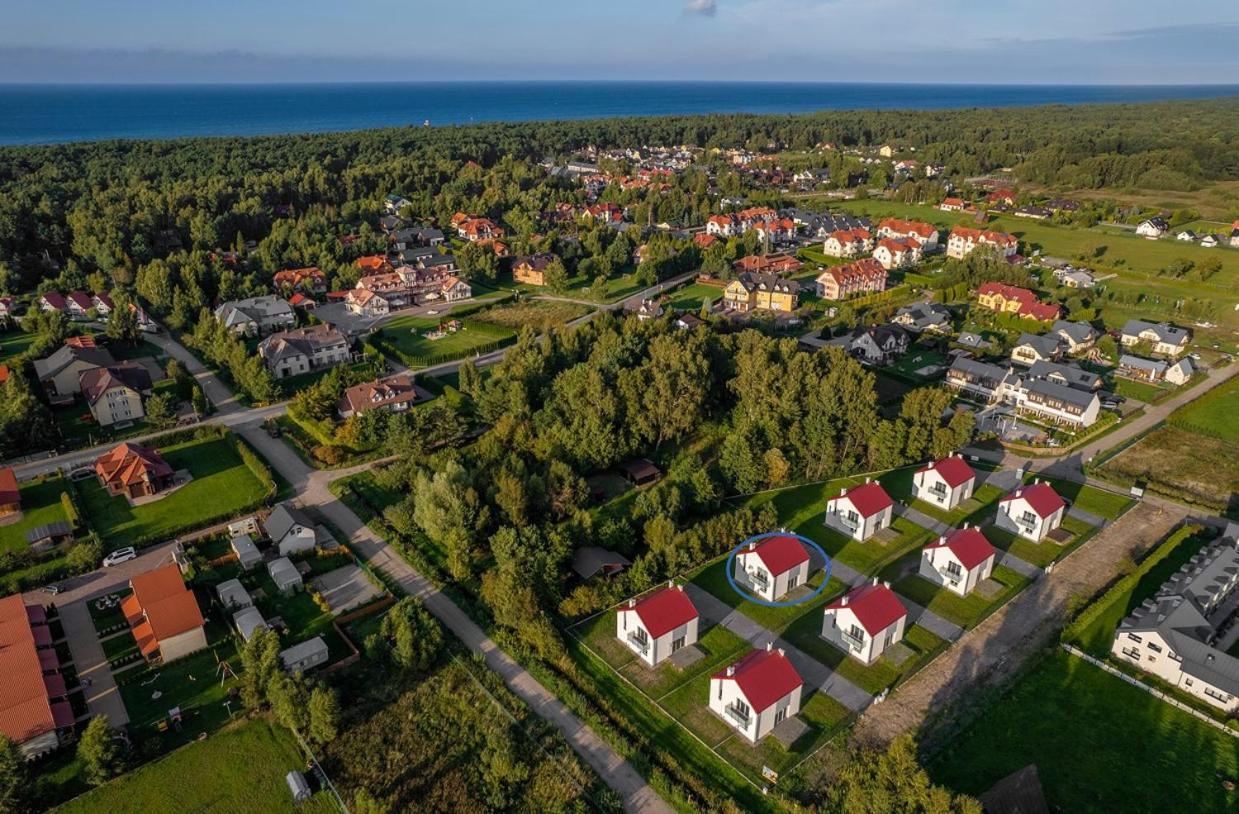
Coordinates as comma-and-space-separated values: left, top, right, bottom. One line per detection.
102, 547, 137, 567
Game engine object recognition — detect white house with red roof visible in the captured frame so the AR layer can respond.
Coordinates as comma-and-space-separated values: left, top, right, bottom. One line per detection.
615, 583, 699, 667
734, 535, 811, 602
821, 579, 908, 665
996, 481, 1066, 542
919, 526, 997, 596
824, 479, 894, 541
912, 455, 977, 511
708, 644, 803, 742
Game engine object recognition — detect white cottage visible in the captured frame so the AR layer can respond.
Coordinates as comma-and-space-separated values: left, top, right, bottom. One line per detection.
708, 645, 803, 742
824, 480, 894, 541
821, 580, 908, 665
912, 455, 977, 512
615, 584, 700, 667
734, 535, 811, 602
919, 526, 997, 596
995, 482, 1066, 542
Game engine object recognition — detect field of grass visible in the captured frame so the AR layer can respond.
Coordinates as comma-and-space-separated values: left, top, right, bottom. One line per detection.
782, 619, 947, 695
57, 720, 336, 814
0, 328, 38, 363
1097, 425, 1239, 514
689, 557, 849, 633
380, 315, 512, 358
1170, 374, 1239, 443
471, 299, 591, 331
1024, 475, 1134, 520
79, 436, 268, 547
118, 635, 241, 747
928, 651, 1239, 814
666, 282, 723, 312
908, 483, 1007, 527
0, 476, 74, 556
986, 515, 1096, 568
1111, 375, 1168, 403
888, 564, 1031, 630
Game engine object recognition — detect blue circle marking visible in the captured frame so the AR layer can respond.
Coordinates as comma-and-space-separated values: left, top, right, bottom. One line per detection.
725, 531, 832, 608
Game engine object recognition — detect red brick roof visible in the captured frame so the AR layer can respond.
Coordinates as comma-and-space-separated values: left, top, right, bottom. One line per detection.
0, 595, 60, 746
123, 565, 204, 659
825, 583, 907, 636
0, 365, 8, 385
0, 468, 17, 508
745, 535, 809, 576
917, 456, 976, 488
925, 527, 996, 570
879, 218, 936, 239
713, 648, 803, 713
833, 480, 894, 518
1001, 483, 1065, 519
94, 442, 174, 490
625, 585, 698, 639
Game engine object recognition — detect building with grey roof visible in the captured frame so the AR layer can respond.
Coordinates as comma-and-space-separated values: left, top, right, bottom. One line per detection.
1026, 360, 1102, 392
891, 302, 951, 333
1120, 319, 1191, 357
1112, 534, 1239, 712
1050, 320, 1098, 353
214, 295, 296, 337
1010, 332, 1062, 366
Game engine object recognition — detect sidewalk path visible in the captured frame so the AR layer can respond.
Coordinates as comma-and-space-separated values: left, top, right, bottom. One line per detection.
900, 597, 965, 643
59, 600, 128, 727
895, 504, 951, 537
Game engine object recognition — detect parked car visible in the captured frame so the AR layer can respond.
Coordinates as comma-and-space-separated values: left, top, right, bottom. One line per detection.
68, 468, 95, 482
102, 547, 137, 567
41, 584, 61, 595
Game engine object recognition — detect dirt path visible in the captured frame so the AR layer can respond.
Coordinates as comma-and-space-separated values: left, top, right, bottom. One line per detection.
850, 500, 1188, 747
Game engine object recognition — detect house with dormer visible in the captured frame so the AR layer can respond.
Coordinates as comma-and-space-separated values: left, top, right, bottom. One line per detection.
708, 645, 803, 742
733, 535, 811, 602
996, 482, 1066, 542
824, 480, 894, 541
919, 526, 997, 596
821, 580, 908, 665
615, 583, 699, 667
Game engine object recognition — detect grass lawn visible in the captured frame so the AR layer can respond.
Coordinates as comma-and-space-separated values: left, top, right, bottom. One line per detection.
470, 300, 591, 331
1171, 373, 1239, 443
908, 483, 1007, 527
1111, 375, 1167, 403
57, 720, 337, 814
79, 436, 267, 548
928, 651, 1239, 814
100, 630, 138, 662
817, 515, 936, 574
0, 329, 38, 363
886, 347, 948, 381
377, 315, 513, 365
666, 282, 724, 312
0, 476, 73, 556
689, 557, 849, 633
1024, 474, 1134, 520
888, 565, 1031, 629
986, 515, 1096, 568
118, 636, 240, 748
782, 618, 947, 695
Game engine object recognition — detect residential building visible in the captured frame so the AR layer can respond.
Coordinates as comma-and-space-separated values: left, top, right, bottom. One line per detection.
215, 578, 252, 610
1136, 217, 1169, 238
64, 292, 93, 320
947, 228, 1019, 260
80, 362, 153, 427
975, 283, 1061, 322
94, 442, 175, 500
876, 218, 940, 250
1120, 320, 1191, 357
268, 557, 303, 595
872, 236, 923, 270
280, 637, 330, 674
1231, 220, 1239, 249
824, 479, 894, 541
946, 359, 1101, 427
273, 267, 328, 294
731, 253, 803, 277
122, 565, 208, 663
258, 324, 350, 379
1025, 360, 1102, 391
912, 455, 977, 511
891, 302, 951, 333
233, 607, 268, 642
846, 324, 910, 366
214, 296, 296, 336
32, 342, 115, 403
821, 580, 908, 665
1111, 533, 1239, 713
1011, 333, 1063, 366
996, 482, 1066, 542
919, 527, 997, 597
231, 534, 262, 570
1014, 205, 1052, 220
354, 256, 391, 276
0, 596, 73, 758
440, 276, 472, 302
939, 197, 966, 212
723, 273, 799, 313
753, 218, 798, 244
37, 292, 67, 314
512, 253, 558, 287
822, 228, 873, 258
456, 216, 504, 242
0, 468, 19, 518
708, 645, 803, 742
0, 296, 14, 326
734, 535, 811, 603
1166, 358, 1195, 386
815, 258, 887, 301
345, 288, 390, 318
337, 375, 425, 419
265, 503, 319, 556
615, 584, 700, 667
1051, 320, 1099, 354
1060, 270, 1096, 289
1118, 354, 1169, 383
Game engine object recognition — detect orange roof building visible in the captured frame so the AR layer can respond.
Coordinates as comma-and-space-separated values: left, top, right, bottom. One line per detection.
122, 565, 207, 664
94, 442, 176, 500
0, 467, 19, 517
0, 595, 72, 757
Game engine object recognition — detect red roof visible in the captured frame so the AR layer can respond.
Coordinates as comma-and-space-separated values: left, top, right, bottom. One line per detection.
0, 595, 60, 746
745, 535, 809, 576
713, 648, 803, 713
0, 468, 18, 508
825, 583, 907, 636
123, 565, 204, 658
833, 481, 894, 518
94, 442, 174, 490
917, 456, 976, 489
625, 586, 698, 639
0, 365, 8, 385
1000, 483, 1065, 519
925, 527, 996, 570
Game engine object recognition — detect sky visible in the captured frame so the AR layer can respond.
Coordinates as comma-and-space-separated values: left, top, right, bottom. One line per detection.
1, 0, 1238, 85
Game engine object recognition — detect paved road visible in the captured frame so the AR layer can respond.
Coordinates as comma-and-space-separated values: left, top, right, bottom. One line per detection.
146, 330, 242, 415
236, 423, 674, 814
59, 600, 129, 727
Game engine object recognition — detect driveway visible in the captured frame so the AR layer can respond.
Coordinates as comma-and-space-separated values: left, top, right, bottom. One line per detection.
59, 600, 129, 727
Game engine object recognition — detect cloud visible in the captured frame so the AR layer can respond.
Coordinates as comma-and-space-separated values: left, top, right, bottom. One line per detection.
684, 0, 717, 16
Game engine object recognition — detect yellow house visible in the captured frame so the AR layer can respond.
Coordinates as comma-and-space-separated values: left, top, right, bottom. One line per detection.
724, 273, 799, 314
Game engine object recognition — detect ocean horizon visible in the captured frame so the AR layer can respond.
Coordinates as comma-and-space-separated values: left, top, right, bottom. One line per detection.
2, 80, 1238, 146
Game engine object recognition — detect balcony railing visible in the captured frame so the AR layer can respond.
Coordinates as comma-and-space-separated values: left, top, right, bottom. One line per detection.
724, 704, 751, 728
841, 630, 867, 650
626, 632, 649, 655
746, 570, 769, 590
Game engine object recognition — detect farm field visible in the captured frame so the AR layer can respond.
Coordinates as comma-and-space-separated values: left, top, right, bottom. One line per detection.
928, 652, 1239, 814
0, 476, 74, 555
57, 721, 336, 814
78, 435, 268, 547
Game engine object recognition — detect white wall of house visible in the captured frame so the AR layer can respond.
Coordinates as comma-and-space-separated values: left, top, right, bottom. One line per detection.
1112, 631, 1239, 713
820, 604, 905, 665
995, 498, 1063, 542
734, 551, 809, 602
277, 528, 318, 557
157, 626, 209, 664
824, 498, 892, 541
912, 470, 974, 511
17, 729, 61, 760
615, 609, 699, 667
91, 387, 145, 427
919, 547, 994, 597
708, 674, 802, 742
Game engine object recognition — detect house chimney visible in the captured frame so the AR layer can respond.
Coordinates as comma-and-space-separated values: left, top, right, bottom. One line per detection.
726, 665, 736, 676
766, 641, 773, 652
866, 477, 873, 484
628, 598, 636, 608
872, 576, 879, 586
883, 580, 891, 589
841, 594, 850, 606
939, 535, 946, 545
777, 648, 785, 657
668, 580, 675, 590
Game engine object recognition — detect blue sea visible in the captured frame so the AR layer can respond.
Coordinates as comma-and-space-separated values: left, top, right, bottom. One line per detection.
1, 81, 1237, 146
